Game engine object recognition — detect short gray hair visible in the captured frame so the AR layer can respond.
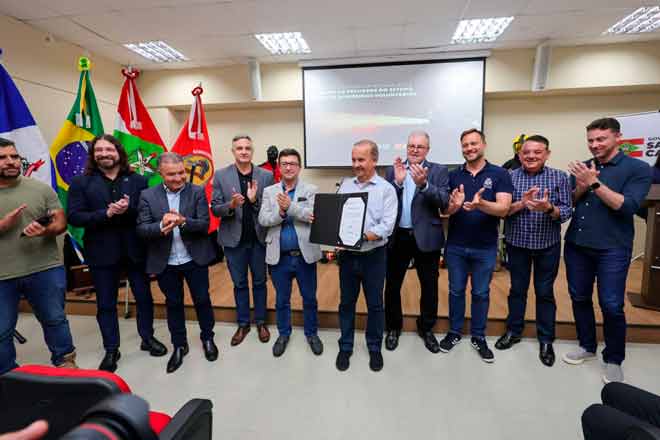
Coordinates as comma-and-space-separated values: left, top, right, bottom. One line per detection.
157, 152, 183, 168
232, 134, 252, 144
353, 139, 379, 161
408, 130, 430, 146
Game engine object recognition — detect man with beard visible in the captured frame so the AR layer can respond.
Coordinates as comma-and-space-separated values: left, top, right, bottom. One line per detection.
211, 135, 274, 347
0, 137, 76, 373
335, 140, 397, 372
563, 118, 652, 383
383, 130, 448, 353
497, 135, 572, 367
68, 135, 166, 372
440, 129, 513, 363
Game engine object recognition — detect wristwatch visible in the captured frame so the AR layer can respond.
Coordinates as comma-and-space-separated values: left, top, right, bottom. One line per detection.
545, 204, 554, 214
589, 181, 601, 191
362, 233, 368, 242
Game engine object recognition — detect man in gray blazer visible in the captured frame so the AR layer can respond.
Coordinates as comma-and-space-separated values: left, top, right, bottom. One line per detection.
258, 148, 323, 358
137, 153, 217, 374
211, 134, 274, 346
384, 130, 449, 353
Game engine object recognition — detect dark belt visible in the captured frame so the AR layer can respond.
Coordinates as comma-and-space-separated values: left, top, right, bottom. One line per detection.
281, 249, 302, 257
341, 246, 383, 257
396, 227, 414, 236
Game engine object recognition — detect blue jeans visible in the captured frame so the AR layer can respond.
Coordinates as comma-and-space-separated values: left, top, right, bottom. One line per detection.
506, 243, 560, 343
0, 266, 75, 374
224, 242, 267, 326
89, 263, 154, 351
565, 241, 631, 365
338, 247, 386, 353
445, 244, 497, 339
156, 261, 215, 347
270, 255, 318, 337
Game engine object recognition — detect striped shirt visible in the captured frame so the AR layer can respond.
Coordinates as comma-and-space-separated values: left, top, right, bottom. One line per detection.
505, 166, 572, 249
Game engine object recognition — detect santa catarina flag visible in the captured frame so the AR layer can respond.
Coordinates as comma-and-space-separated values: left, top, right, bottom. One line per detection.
0, 58, 51, 185
171, 85, 219, 233
49, 57, 104, 249
113, 68, 166, 186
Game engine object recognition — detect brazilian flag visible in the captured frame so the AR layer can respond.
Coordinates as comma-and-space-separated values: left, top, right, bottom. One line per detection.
49, 57, 104, 252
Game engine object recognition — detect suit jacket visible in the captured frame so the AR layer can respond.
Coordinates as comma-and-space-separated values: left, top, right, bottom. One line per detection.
210, 164, 274, 248
67, 171, 148, 266
136, 183, 215, 275
384, 160, 449, 252
258, 180, 322, 265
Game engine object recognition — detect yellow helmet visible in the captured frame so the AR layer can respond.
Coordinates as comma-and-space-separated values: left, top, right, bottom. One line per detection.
512, 134, 527, 154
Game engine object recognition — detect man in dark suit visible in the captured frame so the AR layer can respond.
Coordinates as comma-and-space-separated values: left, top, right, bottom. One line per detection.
383, 131, 449, 353
211, 134, 274, 347
67, 135, 166, 372
137, 152, 217, 373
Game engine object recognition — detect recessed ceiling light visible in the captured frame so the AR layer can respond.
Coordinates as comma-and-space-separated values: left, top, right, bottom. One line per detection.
451, 17, 515, 44
604, 6, 660, 34
123, 41, 189, 63
254, 32, 311, 55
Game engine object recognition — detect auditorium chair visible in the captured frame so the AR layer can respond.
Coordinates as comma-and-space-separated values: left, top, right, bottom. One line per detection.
0, 365, 212, 440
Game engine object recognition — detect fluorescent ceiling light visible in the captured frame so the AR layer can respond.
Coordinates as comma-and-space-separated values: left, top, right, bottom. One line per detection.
255, 32, 311, 55
451, 17, 514, 44
604, 6, 660, 34
123, 41, 189, 63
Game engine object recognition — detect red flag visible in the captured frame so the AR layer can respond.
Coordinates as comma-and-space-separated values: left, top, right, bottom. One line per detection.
171, 85, 219, 233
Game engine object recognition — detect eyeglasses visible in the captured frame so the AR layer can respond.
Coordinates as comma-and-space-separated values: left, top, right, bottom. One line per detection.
407, 144, 428, 151
280, 162, 300, 168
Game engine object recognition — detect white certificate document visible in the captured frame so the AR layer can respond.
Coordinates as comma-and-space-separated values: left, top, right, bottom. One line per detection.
338, 197, 366, 247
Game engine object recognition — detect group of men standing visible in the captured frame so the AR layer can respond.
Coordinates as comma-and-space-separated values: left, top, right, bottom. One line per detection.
0, 116, 653, 384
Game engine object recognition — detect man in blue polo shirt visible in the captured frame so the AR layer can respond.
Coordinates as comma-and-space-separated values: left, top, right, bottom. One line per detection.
440, 128, 513, 363
563, 117, 652, 384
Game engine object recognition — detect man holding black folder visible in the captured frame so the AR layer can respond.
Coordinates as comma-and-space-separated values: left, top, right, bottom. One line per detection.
335, 140, 397, 372
383, 131, 449, 353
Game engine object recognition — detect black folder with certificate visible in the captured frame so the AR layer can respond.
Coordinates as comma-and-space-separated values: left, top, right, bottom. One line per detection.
310, 192, 369, 250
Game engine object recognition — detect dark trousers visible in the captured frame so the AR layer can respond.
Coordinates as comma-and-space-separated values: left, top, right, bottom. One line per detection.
583, 383, 660, 440
0, 266, 75, 373
384, 228, 440, 333
338, 246, 386, 353
156, 261, 215, 347
270, 255, 318, 337
505, 243, 560, 343
89, 262, 154, 351
565, 241, 631, 365
224, 242, 267, 326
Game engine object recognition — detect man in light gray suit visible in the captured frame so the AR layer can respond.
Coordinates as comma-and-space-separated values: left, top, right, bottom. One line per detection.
137, 153, 217, 374
258, 148, 323, 358
211, 134, 274, 346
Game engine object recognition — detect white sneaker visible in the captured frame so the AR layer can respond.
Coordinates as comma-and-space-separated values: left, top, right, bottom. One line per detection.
603, 363, 624, 384
562, 346, 597, 365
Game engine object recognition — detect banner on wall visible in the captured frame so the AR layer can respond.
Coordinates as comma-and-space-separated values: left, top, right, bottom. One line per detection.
616, 111, 660, 166
114, 68, 167, 187
171, 84, 219, 233
0, 52, 52, 186
49, 57, 104, 251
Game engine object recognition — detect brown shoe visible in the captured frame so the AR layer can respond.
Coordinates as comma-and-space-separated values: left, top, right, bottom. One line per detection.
231, 326, 250, 346
56, 351, 78, 369
257, 324, 270, 343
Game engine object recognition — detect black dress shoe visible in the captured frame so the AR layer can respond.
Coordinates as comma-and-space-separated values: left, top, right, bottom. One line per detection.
495, 332, 522, 350
369, 351, 384, 372
202, 339, 219, 362
140, 337, 168, 357
272, 336, 289, 357
539, 343, 555, 367
336, 351, 351, 371
385, 330, 400, 351
418, 329, 440, 353
99, 351, 121, 372
166, 345, 189, 373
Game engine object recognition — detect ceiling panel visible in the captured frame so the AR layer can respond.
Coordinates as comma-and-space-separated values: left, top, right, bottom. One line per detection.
26, 17, 113, 46
355, 25, 404, 52
462, 0, 531, 19
402, 21, 457, 48
0, 0, 59, 19
523, 0, 648, 14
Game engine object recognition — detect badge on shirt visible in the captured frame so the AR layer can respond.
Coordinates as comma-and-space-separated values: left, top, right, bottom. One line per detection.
483, 177, 493, 189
